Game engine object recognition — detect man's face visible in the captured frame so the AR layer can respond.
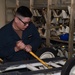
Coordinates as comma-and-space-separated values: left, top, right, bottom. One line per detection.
16, 17, 31, 30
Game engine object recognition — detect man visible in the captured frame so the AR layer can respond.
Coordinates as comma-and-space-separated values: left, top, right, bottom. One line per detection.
0, 6, 41, 62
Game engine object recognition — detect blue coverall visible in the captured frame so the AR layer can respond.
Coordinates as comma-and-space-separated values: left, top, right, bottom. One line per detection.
0, 20, 41, 62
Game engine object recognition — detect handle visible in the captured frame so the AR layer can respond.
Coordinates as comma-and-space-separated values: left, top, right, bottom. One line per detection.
29, 51, 52, 69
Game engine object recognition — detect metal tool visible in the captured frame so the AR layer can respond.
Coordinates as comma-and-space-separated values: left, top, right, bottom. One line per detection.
29, 51, 52, 69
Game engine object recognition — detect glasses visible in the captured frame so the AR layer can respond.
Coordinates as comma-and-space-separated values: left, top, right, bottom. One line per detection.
17, 17, 30, 26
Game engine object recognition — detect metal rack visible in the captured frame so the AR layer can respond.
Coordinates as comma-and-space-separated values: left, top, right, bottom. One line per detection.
25, 0, 75, 59
48, 0, 75, 59
5, 0, 75, 59
5, 0, 30, 23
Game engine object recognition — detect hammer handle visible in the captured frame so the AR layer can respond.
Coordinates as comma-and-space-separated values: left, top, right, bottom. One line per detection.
29, 51, 52, 69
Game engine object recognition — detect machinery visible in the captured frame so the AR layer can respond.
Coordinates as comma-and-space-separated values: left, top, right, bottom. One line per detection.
0, 57, 75, 75
0, 57, 66, 75
61, 57, 75, 75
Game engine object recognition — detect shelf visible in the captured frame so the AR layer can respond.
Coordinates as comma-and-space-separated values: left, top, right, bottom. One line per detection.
51, 37, 75, 44
6, 7, 16, 9
50, 5, 70, 10
41, 36, 75, 44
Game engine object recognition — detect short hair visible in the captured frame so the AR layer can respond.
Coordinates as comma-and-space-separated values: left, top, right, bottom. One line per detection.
16, 6, 32, 18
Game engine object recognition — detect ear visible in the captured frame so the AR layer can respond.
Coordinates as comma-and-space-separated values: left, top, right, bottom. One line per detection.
14, 17, 19, 23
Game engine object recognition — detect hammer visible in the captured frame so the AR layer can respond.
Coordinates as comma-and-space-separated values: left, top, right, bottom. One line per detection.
29, 51, 52, 69
16, 41, 52, 69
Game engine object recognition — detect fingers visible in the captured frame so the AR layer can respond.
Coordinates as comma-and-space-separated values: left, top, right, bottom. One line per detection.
16, 40, 25, 50
16, 40, 22, 47
25, 45, 32, 52
14, 46, 20, 52
15, 40, 32, 52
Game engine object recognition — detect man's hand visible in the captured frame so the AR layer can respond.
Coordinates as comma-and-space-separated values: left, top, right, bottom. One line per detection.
14, 40, 32, 52
14, 40, 25, 52
24, 45, 32, 52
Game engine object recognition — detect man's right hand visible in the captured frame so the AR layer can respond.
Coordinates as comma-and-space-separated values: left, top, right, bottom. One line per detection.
14, 40, 26, 52
14, 40, 32, 52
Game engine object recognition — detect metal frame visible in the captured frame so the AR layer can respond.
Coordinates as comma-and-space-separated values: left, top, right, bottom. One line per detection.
0, 57, 66, 75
